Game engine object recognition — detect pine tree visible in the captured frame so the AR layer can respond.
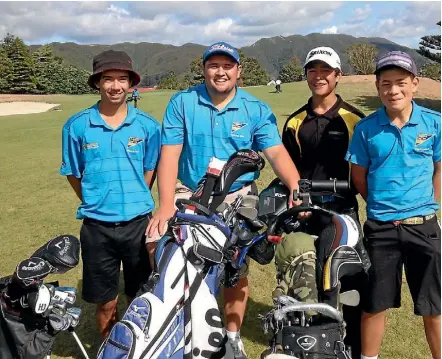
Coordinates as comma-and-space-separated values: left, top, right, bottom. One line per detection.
279, 56, 304, 83
417, 21, 441, 62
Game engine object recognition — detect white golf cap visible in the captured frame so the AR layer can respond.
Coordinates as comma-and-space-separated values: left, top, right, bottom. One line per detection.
304, 47, 341, 71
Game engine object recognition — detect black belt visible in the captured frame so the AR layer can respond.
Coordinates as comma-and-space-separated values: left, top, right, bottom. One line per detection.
84, 213, 151, 227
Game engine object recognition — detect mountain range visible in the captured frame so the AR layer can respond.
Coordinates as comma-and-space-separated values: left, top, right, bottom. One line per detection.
30, 33, 429, 84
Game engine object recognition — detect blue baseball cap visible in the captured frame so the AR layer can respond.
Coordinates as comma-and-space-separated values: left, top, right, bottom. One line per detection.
202, 42, 240, 64
375, 51, 418, 77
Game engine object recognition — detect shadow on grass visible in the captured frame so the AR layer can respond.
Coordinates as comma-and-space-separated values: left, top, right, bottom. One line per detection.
353, 95, 441, 113
242, 296, 273, 346
50, 272, 128, 359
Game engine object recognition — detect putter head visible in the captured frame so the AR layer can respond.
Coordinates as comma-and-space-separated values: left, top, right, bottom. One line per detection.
339, 290, 360, 307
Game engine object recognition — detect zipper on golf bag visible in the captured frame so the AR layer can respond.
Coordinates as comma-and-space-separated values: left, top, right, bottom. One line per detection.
97, 321, 138, 359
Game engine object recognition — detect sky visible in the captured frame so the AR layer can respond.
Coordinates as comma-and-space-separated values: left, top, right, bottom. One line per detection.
0, 1, 440, 49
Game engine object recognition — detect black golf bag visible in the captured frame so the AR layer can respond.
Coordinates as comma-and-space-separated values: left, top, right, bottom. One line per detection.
0, 235, 80, 359
256, 179, 370, 359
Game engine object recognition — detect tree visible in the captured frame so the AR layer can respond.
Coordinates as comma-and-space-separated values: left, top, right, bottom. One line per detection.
419, 63, 441, 82
0, 47, 13, 93
1, 34, 36, 93
279, 56, 304, 83
187, 57, 204, 87
417, 21, 441, 62
237, 50, 269, 86
158, 71, 179, 90
345, 43, 378, 75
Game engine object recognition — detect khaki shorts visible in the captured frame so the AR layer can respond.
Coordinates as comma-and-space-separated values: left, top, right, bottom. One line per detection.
149, 183, 255, 277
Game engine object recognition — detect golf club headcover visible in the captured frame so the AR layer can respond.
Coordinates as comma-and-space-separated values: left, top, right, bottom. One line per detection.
31, 235, 80, 274
5, 257, 53, 302
323, 245, 363, 292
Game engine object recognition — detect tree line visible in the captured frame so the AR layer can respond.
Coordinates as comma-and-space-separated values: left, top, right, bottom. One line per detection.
0, 34, 92, 94
0, 26, 439, 95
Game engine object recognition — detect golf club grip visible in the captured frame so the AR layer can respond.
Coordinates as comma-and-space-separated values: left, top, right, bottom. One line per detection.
267, 205, 311, 235
310, 180, 350, 193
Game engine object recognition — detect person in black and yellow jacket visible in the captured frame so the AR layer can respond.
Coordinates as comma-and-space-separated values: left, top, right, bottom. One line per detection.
279, 46, 366, 358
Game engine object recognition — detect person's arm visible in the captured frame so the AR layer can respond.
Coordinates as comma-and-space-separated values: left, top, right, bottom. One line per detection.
60, 123, 83, 201
345, 124, 370, 202
143, 122, 162, 190
433, 162, 441, 203
146, 97, 184, 238
67, 176, 82, 201
264, 144, 301, 194
351, 164, 368, 201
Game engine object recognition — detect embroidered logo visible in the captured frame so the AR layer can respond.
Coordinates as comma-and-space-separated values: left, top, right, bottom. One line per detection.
231, 122, 247, 133
128, 137, 143, 148
415, 134, 434, 146
83, 142, 99, 150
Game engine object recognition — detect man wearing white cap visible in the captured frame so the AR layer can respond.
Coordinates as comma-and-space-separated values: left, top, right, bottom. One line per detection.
280, 46, 367, 358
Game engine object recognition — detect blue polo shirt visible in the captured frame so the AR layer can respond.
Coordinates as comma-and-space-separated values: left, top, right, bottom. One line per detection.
60, 103, 161, 222
346, 101, 440, 221
161, 84, 282, 192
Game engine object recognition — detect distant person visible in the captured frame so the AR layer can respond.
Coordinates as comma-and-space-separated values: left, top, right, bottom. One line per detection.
281, 46, 367, 358
275, 79, 282, 93
346, 51, 441, 359
146, 41, 303, 359
132, 87, 140, 108
60, 50, 161, 338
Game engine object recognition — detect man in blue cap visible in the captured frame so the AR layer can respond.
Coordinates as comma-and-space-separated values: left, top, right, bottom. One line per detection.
146, 41, 303, 358
346, 51, 441, 359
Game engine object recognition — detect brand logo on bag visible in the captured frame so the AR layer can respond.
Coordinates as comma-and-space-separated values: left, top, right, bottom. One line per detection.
297, 335, 317, 351
22, 261, 47, 271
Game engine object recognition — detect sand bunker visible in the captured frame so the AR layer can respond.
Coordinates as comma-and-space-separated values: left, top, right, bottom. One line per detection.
0, 102, 60, 116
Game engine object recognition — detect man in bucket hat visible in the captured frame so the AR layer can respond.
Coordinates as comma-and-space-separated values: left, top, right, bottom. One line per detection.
346, 51, 441, 359
60, 50, 161, 337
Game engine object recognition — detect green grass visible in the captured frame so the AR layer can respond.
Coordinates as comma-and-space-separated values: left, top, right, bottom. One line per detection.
0, 82, 439, 358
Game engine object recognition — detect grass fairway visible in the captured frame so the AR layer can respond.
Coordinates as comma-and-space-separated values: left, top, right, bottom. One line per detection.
0, 81, 440, 359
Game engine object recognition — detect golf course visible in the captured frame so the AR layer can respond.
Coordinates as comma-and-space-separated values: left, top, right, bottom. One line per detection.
0, 76, 440, 359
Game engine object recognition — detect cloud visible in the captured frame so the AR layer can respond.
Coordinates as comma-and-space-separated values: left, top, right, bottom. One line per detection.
0, 1, 437, 49
322, 26, 338, 34
0, 1, 342, 47
319, 1, 440, 48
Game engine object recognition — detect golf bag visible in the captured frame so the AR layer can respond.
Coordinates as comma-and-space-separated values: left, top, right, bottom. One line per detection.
0, 235, 81, 359
97, 150, 266, 359
258, 179, 370, 359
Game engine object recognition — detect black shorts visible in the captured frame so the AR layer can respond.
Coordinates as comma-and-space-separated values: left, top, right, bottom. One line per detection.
80, 214, 152, 304
363, 216, 441, 315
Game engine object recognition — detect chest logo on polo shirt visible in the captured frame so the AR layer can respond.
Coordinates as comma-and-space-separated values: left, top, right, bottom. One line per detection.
83, 142, 99, 150
415, 133, 434, 146
231, 122, 248, 138
231, 122, 247, 133
127, 137, 143, 148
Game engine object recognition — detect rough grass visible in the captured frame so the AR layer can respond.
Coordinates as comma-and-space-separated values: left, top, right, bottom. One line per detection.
0, 81, 439, 358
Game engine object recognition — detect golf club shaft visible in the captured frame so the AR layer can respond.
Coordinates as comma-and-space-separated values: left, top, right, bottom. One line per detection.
71, 331, 90, 359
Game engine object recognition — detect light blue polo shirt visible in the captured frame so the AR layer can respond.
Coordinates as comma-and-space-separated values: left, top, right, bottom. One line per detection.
60, 102, 161, 222
161, 84, 282, 192
346, 101, 440, 221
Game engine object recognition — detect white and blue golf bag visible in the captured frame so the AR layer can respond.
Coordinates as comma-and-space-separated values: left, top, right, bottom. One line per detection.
97, 150, 267, 359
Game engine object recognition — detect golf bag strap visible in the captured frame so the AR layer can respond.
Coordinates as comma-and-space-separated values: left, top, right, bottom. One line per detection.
198, 175, 217, 207
176, 199, 212, 217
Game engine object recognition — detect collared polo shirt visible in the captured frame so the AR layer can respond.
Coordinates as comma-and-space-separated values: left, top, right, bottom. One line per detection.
161, 84, 282, 192
346, 101, 440, 221
60, 102, 161, 222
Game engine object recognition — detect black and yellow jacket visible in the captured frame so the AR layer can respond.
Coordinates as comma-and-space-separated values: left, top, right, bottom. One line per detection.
282, 95, 365, 206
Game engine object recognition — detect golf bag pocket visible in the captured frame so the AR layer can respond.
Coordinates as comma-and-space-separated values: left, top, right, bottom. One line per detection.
122, 297, 151, 333
1, 299, 56, 359
279, 321, 347, 358
98, 321, 137, 359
